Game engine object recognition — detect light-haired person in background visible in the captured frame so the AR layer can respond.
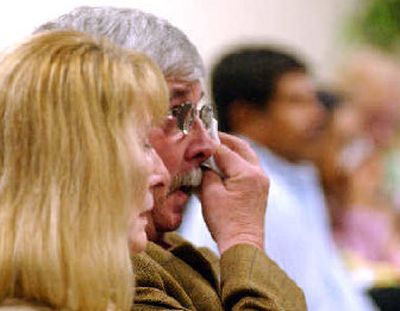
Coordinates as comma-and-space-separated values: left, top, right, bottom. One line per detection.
0, 30, 170, 310
36, 6, 307, 310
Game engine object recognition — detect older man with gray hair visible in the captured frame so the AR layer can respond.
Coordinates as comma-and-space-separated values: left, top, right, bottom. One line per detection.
36, 6, 306, 310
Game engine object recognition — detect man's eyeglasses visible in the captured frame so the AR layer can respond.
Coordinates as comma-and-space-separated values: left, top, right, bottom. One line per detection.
167, 98, 213, 135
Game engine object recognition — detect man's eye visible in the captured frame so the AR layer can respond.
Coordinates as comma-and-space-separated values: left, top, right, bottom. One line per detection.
171, 107, 182, 118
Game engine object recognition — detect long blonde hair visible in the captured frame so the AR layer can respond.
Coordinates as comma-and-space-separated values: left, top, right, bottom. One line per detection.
0, 30, 168, 310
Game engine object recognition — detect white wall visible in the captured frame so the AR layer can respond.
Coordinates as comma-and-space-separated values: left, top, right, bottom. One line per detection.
0, 0, 358, 82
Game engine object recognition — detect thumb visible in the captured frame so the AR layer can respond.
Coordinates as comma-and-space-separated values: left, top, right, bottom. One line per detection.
200, 169, 224, 195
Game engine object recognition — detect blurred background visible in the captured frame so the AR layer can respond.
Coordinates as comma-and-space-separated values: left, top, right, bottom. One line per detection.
0, 0, 359, 83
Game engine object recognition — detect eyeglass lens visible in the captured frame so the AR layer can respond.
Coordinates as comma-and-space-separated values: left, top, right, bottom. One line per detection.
170, 101, 213, 135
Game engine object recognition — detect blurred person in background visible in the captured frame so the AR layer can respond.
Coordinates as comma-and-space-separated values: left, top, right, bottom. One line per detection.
336, 49, 400, 209
326, 49, 400, 288
180, 45, 377, 311
311, 89, 362, 231
312, 88, 400, 311
0, 30, 169, 310
37, 6, 307, 310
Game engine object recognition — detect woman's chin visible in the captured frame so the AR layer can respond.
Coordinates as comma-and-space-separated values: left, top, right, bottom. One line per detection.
128, 215, 149, 253
129, 230, 148, 253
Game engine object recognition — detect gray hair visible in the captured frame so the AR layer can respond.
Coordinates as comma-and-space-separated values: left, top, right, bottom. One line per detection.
35, 6, 204, 81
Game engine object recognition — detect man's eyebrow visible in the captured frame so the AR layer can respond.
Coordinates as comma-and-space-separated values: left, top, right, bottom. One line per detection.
170, 88, 190, 100
169, 89, 205, 107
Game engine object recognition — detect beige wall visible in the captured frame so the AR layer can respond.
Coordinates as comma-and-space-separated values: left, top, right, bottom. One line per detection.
0, 0, 358, 82
137, 0, 358, 82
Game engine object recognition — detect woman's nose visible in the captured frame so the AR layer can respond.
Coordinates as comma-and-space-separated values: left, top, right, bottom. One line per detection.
148, 148, 171, 189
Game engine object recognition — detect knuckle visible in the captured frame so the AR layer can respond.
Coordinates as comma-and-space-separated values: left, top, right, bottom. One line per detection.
240, 139, 251, 150
255, 170, 269, 189
247, 167, 269, 187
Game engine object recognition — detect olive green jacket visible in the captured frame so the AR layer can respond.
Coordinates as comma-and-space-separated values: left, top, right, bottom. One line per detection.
132, 233, 306, 310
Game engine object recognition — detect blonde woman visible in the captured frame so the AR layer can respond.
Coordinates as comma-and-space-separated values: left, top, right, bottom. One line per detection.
0, 30, 169, 310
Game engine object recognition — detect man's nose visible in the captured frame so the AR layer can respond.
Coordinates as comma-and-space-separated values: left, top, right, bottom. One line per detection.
184, 116, 218, 165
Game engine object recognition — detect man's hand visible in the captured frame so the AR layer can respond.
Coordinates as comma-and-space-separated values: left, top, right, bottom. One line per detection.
199, 133, 269, 254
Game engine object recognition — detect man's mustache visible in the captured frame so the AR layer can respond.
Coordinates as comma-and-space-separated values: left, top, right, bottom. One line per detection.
169, 168, 203, 194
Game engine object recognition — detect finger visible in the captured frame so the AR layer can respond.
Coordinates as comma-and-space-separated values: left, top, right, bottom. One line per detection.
218, 132, 259, 165
212, 144, 250, 178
